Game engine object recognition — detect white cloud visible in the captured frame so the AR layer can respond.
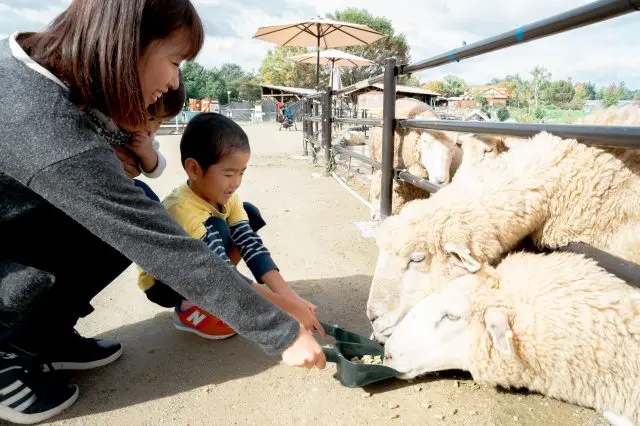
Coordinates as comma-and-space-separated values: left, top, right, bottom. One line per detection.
2, 0, 639, 88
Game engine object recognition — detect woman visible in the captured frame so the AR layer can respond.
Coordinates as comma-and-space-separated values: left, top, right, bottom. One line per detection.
0, 1, 324, 423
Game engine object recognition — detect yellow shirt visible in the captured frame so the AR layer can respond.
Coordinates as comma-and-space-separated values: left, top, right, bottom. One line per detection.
138, 183, 248, 291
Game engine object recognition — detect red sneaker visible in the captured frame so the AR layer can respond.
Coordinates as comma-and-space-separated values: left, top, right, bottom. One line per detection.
174, 305, 237, 340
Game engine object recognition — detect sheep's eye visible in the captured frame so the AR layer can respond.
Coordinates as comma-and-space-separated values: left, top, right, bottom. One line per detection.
435, 312, 461, 328
445, 313, 461, 322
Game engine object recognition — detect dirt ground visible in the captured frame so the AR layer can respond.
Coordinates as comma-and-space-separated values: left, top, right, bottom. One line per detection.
32, 123, 606, 426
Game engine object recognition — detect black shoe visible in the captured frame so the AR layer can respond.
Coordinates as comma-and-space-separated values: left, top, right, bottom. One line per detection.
0, 352, 79, 424
43, 330, 123, 371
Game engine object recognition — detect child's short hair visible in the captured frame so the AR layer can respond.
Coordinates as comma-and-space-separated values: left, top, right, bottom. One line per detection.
180, 112, 250, 170
149, 69, 185, 120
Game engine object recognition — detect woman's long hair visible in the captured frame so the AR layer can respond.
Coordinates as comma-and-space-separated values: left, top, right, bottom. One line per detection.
19, 0, 203, 129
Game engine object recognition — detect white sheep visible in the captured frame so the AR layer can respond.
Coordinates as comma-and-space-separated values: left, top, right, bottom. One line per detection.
341, 130, 366, 146
384, 250, 640, 426
367, 108, 640, 342
368, 132, 514, 220
383, 130, 640, 270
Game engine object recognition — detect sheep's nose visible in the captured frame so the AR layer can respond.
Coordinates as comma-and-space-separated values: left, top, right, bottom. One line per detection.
384, 352, 392, 361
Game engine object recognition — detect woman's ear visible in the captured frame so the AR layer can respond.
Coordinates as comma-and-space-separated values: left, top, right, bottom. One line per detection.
184, 158, 201, 181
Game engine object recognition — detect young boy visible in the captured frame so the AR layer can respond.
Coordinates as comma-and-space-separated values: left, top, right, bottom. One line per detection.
138, 112, 324, 339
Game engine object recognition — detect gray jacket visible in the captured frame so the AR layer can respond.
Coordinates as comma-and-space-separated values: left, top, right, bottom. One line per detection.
0, 37, 299, 355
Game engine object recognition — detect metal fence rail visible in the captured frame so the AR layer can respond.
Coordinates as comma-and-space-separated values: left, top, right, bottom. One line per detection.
301, 0, 640, 225
402, 0, 640, 75
399, 120, 640, 148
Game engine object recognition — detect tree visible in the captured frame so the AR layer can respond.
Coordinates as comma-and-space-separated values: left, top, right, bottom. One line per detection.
497, 107, 510, 122
530, 66, 551, 109
543, 80, 575, 108
473, 91, 487, 106
259, 46, 320, 89
400, 75, 420, 87
181, 61, 209, 100
325, 8, 411, 87
421, 80, 444, 95
569, 83, 587, 110
442, 75, 466, 97
583, 82, 597, 100
618, 81, 633, 100
602, 83, 620, 108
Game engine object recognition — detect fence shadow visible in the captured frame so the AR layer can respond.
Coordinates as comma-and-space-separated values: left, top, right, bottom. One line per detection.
56, 274, 374, 420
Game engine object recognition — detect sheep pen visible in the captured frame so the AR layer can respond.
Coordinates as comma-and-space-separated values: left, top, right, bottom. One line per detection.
384, 250, 640, 426
367, 104, 640, 343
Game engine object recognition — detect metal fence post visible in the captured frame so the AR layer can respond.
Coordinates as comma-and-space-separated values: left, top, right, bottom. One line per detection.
322, 87, 333, 176
302, 98, 309, 156
380, 57, 397, 220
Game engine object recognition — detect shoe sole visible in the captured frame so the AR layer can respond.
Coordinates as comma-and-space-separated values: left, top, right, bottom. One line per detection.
173, 322, 237, 340
0, 384, 79, 425
50, 345, 123, 371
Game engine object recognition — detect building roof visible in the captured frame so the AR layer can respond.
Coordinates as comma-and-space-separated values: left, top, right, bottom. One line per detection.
259, 83, 318, 96
342, 83, 440, 96
467, 85, 509, 99
372, 83, 440, 96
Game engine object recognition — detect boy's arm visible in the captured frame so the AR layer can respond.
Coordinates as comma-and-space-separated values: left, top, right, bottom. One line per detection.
229, 219, 279, 283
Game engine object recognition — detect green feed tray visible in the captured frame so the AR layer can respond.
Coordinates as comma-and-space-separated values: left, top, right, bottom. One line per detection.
321, 322, 399, 388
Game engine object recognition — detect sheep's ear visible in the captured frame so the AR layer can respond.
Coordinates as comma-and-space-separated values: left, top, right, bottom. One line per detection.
484, 307, 514, 356
444, 242, 481, 273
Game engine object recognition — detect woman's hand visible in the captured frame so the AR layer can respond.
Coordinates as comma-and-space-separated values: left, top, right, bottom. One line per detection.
113, 145, 141, 178
281, 328, 326, 369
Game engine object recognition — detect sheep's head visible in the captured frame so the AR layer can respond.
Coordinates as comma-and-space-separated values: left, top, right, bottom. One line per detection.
384, 275, 515, 380
366, 200, 495, 343
419, 130, 457, 185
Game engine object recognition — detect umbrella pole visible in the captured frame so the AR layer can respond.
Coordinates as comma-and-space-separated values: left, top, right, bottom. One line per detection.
316, 34, 320, 87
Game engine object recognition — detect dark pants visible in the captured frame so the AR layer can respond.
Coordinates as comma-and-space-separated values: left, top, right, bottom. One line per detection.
133, 179, 160, 202
0, 206, 131, 354
144, 202, 266, 309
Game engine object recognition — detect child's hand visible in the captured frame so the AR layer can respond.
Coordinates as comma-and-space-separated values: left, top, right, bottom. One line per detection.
130, 131, 158, 173
281, 328, 326, 369
287, 297, 325, 337
291, 294, 318, 315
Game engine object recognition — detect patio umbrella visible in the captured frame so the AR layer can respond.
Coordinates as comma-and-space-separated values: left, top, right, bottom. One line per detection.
253, 17, 385, 87
286, 48, 375, 68
287, 48, 373, 93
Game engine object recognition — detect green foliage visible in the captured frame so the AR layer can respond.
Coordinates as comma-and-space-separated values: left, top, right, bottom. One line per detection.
259, 46, 320, 88
496, 107, 510, 122
181, 61, 262, 104
323, 8, 410, 87
602, 83, 620, 108
543, 80, 575, 108
534, 107, 545, 120
442, 75, 466, 97
583, 82, 597, 100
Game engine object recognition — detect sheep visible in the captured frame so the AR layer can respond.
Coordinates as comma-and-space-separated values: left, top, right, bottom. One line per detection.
368, 132, 514, 220
367, 128, 640, 343
340, 130, 366, 146
383, 250, 640, 426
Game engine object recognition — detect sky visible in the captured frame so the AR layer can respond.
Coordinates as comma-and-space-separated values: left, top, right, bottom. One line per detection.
1, 0, 639, 88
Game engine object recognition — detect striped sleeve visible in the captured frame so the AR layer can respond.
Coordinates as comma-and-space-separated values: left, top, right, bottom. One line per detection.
230, 220, 278, 283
